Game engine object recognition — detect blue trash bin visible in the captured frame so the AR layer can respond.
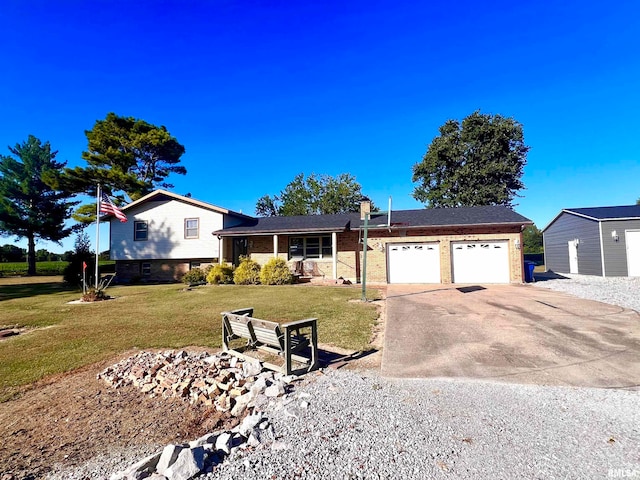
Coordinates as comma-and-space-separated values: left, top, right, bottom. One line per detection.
524, 261, 535, 283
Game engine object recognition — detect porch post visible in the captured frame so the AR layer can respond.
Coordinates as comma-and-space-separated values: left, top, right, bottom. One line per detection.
332, 231, 338, 280
218, 236, 224, 264
273, 234, 278, 258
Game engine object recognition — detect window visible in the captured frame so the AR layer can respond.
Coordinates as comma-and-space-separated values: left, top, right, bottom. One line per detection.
289, 236, 333, 259
141, 262, 151, 277
134, 221, 148, 241
185, 218, 199, 239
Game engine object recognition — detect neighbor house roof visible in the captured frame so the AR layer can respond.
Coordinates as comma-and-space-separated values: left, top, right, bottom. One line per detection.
543, 205, 640, 231
214, 205, 532, 236
104, 189, 252, 220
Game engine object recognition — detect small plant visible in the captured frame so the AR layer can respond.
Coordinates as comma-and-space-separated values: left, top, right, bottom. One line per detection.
233, 256, 261, 285
81, 287, 109, 302
207, 263, 234, 285
260, 257, 293, 285
182, 267, 207, 285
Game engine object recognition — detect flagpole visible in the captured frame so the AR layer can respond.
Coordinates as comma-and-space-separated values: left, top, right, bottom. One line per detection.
95, 184, 101, 290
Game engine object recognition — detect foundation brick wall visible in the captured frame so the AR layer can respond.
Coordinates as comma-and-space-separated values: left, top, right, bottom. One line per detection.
115, 258, 215, 283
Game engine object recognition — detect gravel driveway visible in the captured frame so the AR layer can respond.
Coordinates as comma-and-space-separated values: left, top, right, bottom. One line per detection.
534, 273, 640, 312
206, 369, 638, 480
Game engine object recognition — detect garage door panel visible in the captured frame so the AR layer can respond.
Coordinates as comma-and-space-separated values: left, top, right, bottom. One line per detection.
452, 241, 510, 283
388, 243, 440, 283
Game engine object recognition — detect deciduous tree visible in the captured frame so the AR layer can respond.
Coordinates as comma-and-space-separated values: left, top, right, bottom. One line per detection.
62, 112, 186, 223
0, 136, 78, 275
523, 224, 543, 254
255, 173, 374, 216
412, 111, 529, 208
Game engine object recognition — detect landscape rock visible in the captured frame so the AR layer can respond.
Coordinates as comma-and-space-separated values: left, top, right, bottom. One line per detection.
164, 446, 204, 480
156, 445, 184, 475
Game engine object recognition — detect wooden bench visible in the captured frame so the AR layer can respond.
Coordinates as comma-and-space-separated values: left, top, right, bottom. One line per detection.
221, 308, 319, 375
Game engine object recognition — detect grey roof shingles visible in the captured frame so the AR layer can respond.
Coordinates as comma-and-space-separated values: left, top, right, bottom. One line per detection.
565, 205, 640, 220
214, 205, 532, 235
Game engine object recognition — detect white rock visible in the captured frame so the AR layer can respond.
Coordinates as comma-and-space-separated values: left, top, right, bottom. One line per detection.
264, 382, 285, 398
215, 432, 233, 454
231, 392, 252, 417
242, 359, 263, 377
110, 452, 161, 480
156, 445, 184, 475
164, 446, 205, 480
235, 411, 264, 436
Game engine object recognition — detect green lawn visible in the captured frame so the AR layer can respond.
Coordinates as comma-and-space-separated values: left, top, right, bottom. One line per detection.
0, 278, 380, 401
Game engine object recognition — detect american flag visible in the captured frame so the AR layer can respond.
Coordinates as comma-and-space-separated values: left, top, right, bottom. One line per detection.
100, 193, 127, 222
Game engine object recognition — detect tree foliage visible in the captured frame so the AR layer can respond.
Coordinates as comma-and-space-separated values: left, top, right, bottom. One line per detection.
0, 136, 78, 275
412, 111, 529, 208
255, 173, 374, 216
62, 112, 186, 223
523, 224, 543, 254
62, 233, 95, 285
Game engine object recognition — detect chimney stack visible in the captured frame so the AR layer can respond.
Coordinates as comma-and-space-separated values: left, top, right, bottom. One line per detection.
360, 200, 371, 220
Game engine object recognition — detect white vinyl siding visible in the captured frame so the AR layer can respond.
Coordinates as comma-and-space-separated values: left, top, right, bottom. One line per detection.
110, 199, 223, 260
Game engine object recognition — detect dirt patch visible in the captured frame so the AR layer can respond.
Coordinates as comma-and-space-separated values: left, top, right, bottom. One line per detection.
0, 352, 239, 480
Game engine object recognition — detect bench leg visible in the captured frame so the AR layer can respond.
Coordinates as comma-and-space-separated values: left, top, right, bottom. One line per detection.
284, 331, 292, 375
309, 325, 318, 372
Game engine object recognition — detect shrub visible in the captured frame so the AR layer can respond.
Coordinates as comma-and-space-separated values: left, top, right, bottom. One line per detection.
182, 267, 207, 285
207, 263, 234, 285
260, 257, 293, 285
233, 257, 261, 285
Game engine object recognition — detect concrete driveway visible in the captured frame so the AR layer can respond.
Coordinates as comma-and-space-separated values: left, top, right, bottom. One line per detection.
381, 284, 640, 388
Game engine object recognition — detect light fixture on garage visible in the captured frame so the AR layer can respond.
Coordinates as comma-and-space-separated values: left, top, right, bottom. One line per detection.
514, 238, 521, 250
611, 230, 619, 242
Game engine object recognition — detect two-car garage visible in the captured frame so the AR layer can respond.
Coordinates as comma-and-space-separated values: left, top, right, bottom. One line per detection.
387, 240, 511, 284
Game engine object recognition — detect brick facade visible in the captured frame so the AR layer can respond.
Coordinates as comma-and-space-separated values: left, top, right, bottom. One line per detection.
115, 258, 215, 283
244, 225, 525, 284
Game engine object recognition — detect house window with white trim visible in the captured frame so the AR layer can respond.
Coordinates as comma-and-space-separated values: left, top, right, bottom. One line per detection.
288, 236, 333, 259
134, 221, 148, 241
185, 218, 199, 239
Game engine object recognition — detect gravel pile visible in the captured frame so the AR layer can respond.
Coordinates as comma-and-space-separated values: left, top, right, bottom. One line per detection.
45, 369, 639, 480
534, 273, 640, 312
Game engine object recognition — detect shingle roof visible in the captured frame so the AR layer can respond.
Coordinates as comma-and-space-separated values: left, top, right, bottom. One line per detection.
214, 205, 531, 236
357, 205, 532, 228
564, 205, 640, 220
215, 213, 351, 235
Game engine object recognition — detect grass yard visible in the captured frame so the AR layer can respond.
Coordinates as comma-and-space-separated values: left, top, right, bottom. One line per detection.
0, 277, 380, 401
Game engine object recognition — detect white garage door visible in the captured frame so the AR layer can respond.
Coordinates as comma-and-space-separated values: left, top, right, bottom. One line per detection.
387, 243, 440, 283
626, 230, 640, 277
451, 241, 510, 284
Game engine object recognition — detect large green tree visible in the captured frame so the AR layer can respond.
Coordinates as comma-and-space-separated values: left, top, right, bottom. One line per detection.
412, 111, 530, 208
63, 112, 186, 223
522, 224, 543, 254
255, 173, 374, 216
0, 136, 79, 275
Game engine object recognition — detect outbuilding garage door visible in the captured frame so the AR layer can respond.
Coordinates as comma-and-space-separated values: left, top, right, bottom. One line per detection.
451, 241, 510, 284
387, 243, 440, 283
626, 230, 640, 277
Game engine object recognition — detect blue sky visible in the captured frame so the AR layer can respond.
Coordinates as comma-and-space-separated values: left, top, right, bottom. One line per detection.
1, 0, 639, 252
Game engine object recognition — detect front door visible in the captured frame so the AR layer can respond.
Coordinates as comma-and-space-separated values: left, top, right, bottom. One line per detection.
626, 230, 640, 276
568, 240, 579, 274
232, 237, 248, 266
